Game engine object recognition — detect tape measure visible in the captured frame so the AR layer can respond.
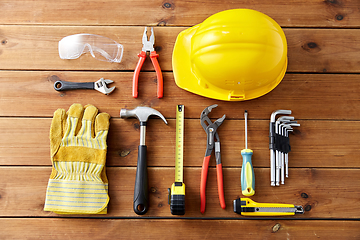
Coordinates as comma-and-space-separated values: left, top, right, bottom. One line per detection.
168, 105, 185, 215
175, 105, 184, 182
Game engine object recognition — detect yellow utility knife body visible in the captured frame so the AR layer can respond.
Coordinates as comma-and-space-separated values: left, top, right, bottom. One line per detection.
168, 105, 185, 215
233, 198, 304, 216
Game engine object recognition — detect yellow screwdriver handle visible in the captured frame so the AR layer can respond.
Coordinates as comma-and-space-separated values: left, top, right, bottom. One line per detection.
241, 149, 255, 196
241, 110, 255, 196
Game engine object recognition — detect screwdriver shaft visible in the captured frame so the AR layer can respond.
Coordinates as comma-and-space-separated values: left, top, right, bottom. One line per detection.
244, 110, 248, 149
241, 110, 255, 196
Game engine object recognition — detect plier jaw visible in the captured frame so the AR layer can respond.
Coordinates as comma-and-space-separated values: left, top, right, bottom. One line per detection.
203, 114, 225, 157
201, 104, 225, 154
200, 104, 219, 128
142, 27, 155, 53
200, 104, 226, 213
132, 27, 163, 99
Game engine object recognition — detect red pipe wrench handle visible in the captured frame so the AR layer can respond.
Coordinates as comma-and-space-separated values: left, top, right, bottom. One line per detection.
132, 51, 147, 98
150, 51, 163, 98
216, 163, 226, 209
200, 155, 211, 214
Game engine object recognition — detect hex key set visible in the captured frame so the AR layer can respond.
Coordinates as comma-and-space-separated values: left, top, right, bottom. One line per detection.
269, 110, 300, 186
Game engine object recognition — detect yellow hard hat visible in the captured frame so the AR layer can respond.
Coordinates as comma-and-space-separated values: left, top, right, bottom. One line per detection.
172, 9, 287, 101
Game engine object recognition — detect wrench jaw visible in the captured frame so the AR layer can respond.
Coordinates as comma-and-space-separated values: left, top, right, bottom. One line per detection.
94, 78, 115, 95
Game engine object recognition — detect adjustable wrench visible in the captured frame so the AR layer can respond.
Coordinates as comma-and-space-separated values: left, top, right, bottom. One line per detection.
54, 78, 115, 95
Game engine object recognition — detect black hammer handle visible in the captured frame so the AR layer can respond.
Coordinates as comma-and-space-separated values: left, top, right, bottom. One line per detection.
54, 80, 94, 91
133, 145, 148, 215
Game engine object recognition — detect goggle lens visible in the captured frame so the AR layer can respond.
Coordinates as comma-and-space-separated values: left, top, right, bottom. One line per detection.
59, 34, 123, 63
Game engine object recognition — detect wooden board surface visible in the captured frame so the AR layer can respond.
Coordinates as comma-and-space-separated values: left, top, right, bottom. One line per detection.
1, 0, 360, 239
1, 26, 360, 73
2, 218, 360, 239
1, 118, 360, 168
1, 167, 359, 218
1, 71, 360, 120
1, 0, 360, 27
1, 219, 360, 239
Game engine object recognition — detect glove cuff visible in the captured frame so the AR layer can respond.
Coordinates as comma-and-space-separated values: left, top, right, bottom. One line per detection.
44, 161, 109, 214
44, 178, 109, 214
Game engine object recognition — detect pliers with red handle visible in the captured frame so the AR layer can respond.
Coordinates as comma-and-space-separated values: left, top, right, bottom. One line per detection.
200, 104, 226, 213
132, 27, 163, 99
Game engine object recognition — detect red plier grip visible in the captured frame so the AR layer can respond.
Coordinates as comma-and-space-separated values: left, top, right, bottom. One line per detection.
132, 51, 163, 99
150, 51, 163, 98
200, 155, 211, 214
200, 157, 226, 214
132, 51, 146, 98
216, 163, 226, 209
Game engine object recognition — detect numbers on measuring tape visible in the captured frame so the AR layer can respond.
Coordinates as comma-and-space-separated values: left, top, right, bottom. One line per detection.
175, 105, 184, 183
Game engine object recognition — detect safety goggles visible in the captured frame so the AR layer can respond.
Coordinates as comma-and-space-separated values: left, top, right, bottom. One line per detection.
58, 34, 124, 63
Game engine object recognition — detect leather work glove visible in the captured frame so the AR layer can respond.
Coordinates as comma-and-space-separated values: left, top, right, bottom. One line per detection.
44, 103, 110, 214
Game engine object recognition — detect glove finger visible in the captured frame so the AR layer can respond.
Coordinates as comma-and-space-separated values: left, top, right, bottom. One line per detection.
95, 112, 110, 134
66, 103, 84, 137
78, 104, 98, 140
50, 108, 66, 156
94, 112, 110, 149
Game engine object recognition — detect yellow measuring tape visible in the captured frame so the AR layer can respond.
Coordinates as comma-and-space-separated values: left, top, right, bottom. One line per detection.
175, 105, 184, 182
168, 105, 185, 215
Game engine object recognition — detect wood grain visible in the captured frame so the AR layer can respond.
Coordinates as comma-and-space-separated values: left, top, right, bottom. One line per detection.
1, 71, 360, 120
1, 0, 360, 236
0, 167, 359, 218
0, 0, 359, 27
0, 26, 360, 72
1, 218, 359, 239
1, 118, 359, 168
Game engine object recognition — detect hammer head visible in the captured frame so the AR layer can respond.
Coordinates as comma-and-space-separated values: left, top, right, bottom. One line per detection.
120, 106, 167, 124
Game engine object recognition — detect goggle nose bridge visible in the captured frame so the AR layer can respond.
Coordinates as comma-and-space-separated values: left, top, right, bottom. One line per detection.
82, 43, 95, 58
81, 43, 112, 61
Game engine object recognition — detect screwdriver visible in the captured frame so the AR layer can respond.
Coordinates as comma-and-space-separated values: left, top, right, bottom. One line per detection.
241, 110, 255, 196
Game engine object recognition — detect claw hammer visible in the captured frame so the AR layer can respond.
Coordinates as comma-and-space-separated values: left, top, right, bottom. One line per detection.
120, 106, 167, 215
